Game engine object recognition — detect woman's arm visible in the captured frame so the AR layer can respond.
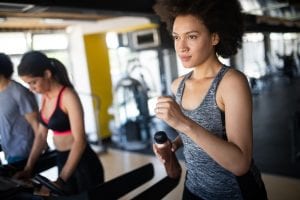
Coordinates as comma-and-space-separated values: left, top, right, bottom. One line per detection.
156, 70, 253, 176
58, 88, 87, 182
153, 76, 184, 162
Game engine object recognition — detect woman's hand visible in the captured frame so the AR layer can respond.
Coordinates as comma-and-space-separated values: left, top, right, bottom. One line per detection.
33, 179, 64, 196
54, 177, 66, 188
153, 143, 167, 164
155, 96, 188, 131
13, 168, 32, 180
153, 138, 181, 163
34, 185, 51, 196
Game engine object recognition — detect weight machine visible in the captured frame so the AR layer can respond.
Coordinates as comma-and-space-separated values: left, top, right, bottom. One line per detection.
111, 58, 154, 150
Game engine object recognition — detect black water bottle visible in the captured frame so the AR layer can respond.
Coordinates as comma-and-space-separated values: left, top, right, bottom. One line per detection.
154, 131, 181, 179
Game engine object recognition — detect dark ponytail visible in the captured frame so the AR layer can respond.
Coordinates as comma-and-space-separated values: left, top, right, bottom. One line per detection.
18, 51, 73, 88
49, 58, 73, 88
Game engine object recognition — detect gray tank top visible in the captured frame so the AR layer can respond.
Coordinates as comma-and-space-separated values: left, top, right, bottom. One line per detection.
175, 65, 264, 199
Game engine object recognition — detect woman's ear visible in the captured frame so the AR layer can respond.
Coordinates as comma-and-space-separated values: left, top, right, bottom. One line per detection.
211, 33, 220, 46
44, 69, 52, 79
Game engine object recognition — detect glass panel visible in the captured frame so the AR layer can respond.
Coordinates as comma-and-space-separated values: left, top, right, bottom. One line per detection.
0, 32, 27, 54
243, 33, 267, 78
33, 33, 68, 50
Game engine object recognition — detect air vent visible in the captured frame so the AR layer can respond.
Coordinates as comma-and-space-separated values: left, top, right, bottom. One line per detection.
0, 2, 34, 12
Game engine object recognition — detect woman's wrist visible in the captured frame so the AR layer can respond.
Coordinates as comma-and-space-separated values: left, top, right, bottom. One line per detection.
57, 176, 66, 185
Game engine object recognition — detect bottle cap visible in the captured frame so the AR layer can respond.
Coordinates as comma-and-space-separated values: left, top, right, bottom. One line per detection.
154, 131, 168, 144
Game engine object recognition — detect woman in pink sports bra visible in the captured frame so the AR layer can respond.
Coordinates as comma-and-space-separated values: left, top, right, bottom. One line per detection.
15, 51, 104, 195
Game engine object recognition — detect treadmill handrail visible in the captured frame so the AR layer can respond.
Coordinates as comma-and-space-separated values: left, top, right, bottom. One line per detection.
131, 176, 181, 200
88, 163, 154, 200
49, 163, 154, 200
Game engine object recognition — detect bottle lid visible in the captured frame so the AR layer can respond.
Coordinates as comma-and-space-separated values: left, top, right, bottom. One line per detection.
154, 131, 168, 144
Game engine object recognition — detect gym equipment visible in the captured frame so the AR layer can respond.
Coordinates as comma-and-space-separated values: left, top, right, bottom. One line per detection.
0, 150, 57, 177
111, 57, 158, 150
51, 162, 180, 200
48, 163, 154, 200
32, 174, 65, 196
81, 163, 154, 200
0, 150, 58, 199
1, 162, 180, 200
113, 76, 152, 150
132, 176, 180, 199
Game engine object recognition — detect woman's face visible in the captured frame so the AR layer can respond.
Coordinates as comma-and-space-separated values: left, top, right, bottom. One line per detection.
172, 15, 218, 68
20, 72, 50, 94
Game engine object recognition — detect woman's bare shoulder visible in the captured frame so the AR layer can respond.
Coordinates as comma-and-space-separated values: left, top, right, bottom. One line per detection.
62, 87, 77, 97
171, 74, 186, 94
61, 87, 81, 106
222, 67, 249, 86
219, 67, 251, 100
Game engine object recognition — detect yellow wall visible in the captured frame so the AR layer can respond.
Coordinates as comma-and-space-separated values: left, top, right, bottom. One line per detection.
84, 33, 113, 139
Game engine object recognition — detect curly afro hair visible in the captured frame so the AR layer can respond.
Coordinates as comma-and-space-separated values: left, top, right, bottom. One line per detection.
153, 0, 244, 58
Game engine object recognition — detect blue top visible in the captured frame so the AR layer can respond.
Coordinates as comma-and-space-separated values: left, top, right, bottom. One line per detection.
0, 80, 37, 163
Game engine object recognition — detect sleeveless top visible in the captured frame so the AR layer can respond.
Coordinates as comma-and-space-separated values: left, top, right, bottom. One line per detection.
40, 87, 71, 135
175, 65, 266, 199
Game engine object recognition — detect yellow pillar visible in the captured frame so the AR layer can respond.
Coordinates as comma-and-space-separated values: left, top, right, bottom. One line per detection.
84, 33, 113, 139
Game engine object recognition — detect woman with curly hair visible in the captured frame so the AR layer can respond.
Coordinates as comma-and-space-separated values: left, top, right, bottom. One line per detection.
152, 0, 268, 199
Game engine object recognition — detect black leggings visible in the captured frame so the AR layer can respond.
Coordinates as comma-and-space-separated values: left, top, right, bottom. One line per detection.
56, 145, 104, 194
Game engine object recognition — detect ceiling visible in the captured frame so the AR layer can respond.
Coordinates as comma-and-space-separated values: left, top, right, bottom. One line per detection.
0, 0, 299, 32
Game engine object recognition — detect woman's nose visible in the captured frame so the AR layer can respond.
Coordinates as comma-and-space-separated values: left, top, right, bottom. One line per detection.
177, 39, 188, 52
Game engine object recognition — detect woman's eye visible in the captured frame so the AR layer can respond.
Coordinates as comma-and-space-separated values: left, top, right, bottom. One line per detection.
172, 36, 179, 40
188, 35, 197, 40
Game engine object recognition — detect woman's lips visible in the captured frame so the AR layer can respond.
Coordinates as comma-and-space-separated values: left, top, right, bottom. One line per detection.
179, 55, 191, 62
